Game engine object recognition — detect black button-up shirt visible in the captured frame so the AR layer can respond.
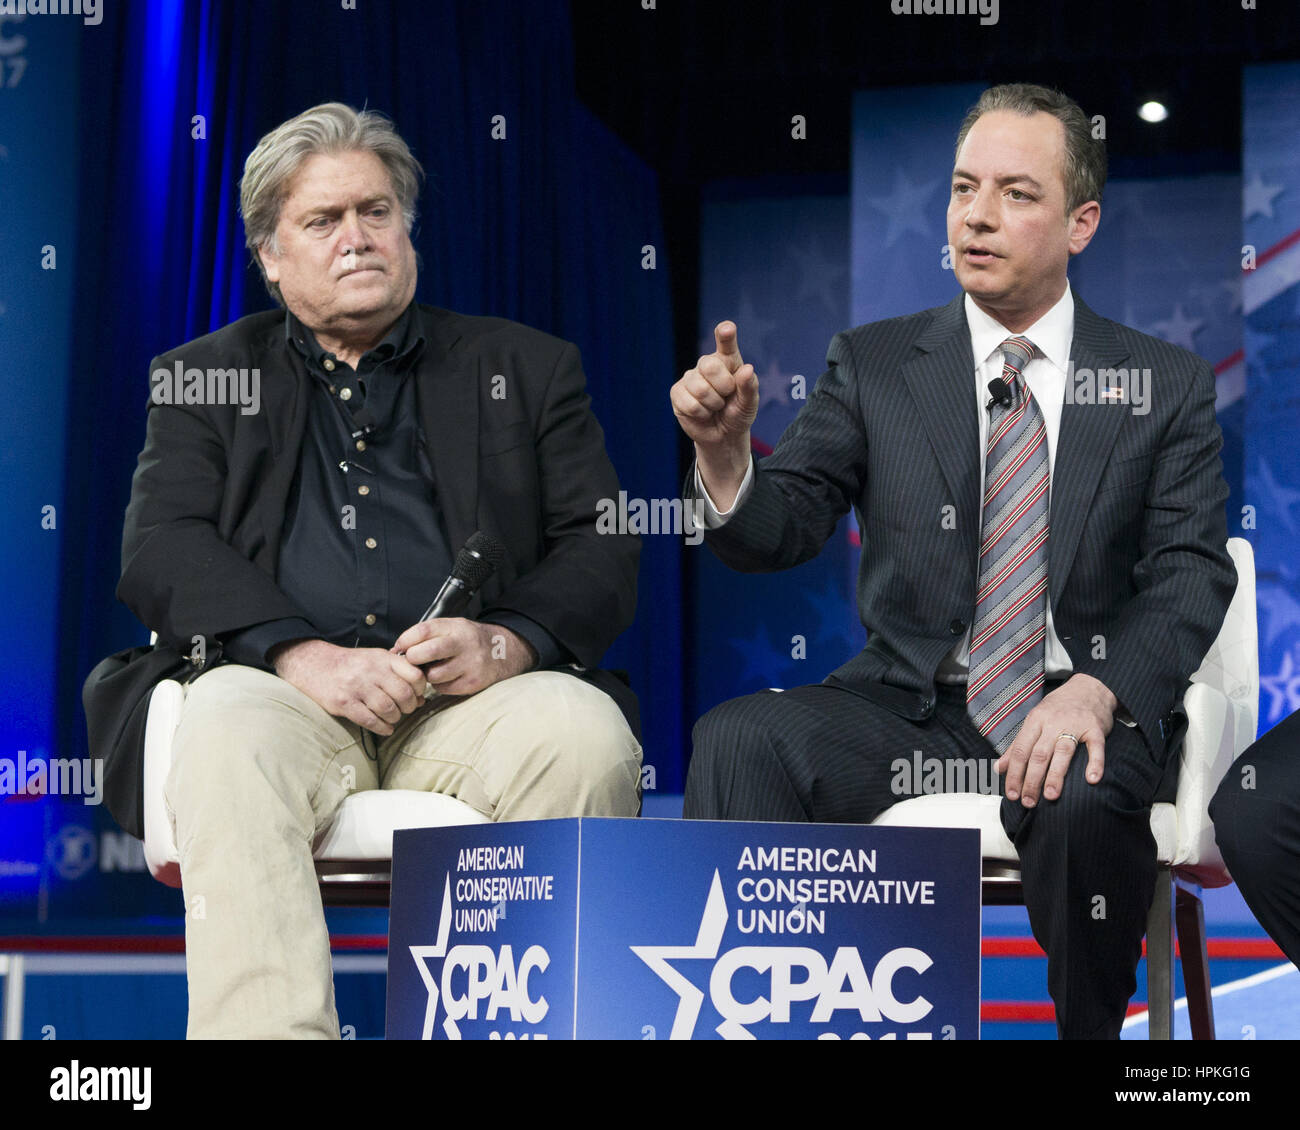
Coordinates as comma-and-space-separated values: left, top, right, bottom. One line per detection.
222, 303, 565, 670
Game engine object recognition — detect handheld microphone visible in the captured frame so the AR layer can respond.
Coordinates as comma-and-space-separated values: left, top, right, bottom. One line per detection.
417, 531, 505, 623
986, 378, 1013, 410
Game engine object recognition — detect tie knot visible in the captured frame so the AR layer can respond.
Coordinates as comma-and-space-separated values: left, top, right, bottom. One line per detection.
1000, 335, 1036, 376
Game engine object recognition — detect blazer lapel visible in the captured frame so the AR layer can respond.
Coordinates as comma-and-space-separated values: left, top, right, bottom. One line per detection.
1048, 294, 1130, 606
258, 322, 310, 570
414, 306, 479, 553
257, 315, 310, 461
900, 293, 982, 573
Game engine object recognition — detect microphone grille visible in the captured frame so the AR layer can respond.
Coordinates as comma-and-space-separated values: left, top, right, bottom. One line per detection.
454, 531, 505, 590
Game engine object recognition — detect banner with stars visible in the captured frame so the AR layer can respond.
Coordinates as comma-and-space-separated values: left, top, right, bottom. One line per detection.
385, 818, 980, 1040
691, 183, 863, 719
689, 81, 1257, 739
1244, 63, 1300, 736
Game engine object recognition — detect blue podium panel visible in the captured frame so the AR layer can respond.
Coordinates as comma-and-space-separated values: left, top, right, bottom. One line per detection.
386, 819, 980, 1040
387, 819, 581, 1041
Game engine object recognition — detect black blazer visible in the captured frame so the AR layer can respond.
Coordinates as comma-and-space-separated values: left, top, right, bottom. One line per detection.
84, 303, 640, 836
700, 292, 1236, 759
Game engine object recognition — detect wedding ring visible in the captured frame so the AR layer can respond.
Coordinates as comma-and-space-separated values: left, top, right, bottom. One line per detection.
1057, 731, 1079, 745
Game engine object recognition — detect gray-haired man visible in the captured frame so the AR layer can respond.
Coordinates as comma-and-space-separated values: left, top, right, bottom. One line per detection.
85, 102, 642, 1038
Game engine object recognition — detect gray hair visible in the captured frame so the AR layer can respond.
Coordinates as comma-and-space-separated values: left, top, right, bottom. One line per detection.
954, 83, 1106, 216
239, 102, 424, 305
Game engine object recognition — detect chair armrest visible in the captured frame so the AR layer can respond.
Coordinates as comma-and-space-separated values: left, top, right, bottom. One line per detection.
1170, 682, 1239, 886
142, 679, 186, 888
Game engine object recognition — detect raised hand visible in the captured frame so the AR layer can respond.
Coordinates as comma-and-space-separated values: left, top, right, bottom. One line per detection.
670, 320, 760, 510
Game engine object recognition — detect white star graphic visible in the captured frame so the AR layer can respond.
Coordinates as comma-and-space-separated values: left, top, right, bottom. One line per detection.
730, 294, 778, 360
760, 358, 791, 405
1189, 276, 1240, 318
700, 298, 779, 364
630, 870, 729, 1039
1260, 649, 1300, 726
786, 235, 847, 318
1255, 459, 1300, 538
1243, 172, 1285, 221
409, 873, 455, 1039
1260, 582, 1300, 653
865, 168, 944, 248
1148, 304, 1204, 351
1220, 276, 1243, 314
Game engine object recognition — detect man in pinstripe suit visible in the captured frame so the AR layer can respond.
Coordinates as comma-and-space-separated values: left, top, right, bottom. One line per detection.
672, 84, 1235, 1039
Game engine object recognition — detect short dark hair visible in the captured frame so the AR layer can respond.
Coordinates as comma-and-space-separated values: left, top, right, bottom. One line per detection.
954, 83, 1106, 215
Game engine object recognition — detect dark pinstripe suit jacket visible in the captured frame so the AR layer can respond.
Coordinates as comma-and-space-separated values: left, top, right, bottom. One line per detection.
701, 291, 1236, 758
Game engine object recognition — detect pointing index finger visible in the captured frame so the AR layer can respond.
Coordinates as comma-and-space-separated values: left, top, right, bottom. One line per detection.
713, 321, 744, 371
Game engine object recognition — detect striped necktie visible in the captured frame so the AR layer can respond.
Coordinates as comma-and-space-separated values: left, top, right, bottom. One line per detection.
966, 335, 1049, 755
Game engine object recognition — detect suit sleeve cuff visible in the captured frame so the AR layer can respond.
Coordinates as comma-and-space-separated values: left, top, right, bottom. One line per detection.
221, 618, 319, 671
479, 611, 569, 670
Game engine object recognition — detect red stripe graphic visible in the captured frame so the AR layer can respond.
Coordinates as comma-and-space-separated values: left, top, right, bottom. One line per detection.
982, 936, 1287, 959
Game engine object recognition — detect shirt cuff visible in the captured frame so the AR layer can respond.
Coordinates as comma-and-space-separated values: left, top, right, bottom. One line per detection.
693, 458, 755, 528
479, 612, 569, 671
221, 618, 319, 671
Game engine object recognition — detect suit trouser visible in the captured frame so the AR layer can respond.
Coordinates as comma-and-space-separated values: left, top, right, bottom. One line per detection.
1210, 708, 1300, 970
164, 664, 642, 1040
684, 680, 1167, 1040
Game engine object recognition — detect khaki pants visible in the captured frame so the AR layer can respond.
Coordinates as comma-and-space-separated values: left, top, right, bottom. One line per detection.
164, 664, 642, 1039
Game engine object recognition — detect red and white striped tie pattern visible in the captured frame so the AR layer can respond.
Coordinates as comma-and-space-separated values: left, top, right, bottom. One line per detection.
966, 335, 1049, 755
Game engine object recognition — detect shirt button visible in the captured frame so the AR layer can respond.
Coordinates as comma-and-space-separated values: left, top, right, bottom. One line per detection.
357, 485, 370, 496
364, 614, 377, 626
323, 358, 336, 372
365, 537, 377, 549
949, 618, 965, 635
339, 387, 352, 401
356, 440, 367, 451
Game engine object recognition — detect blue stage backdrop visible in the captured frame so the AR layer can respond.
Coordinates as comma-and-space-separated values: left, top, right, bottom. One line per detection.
690, 179, 859, 722
0, 4, 83, 913
1243, 63, 1300, 738
2, 0, 682, 925
690, 81, 1252, 738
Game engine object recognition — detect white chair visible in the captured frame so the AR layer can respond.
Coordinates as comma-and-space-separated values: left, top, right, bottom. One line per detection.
872, 537, 1258, 1039
141, 654, 488, 907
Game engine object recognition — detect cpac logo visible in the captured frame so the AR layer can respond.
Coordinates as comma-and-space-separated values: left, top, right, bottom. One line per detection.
631, 871, 933, 1039
409, 875, 550, 1039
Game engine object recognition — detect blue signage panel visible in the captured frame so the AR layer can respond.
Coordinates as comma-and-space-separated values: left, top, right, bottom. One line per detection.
386, 819, 980, 1040
577, 819, 979, 1040
387, 819, 580, 1040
